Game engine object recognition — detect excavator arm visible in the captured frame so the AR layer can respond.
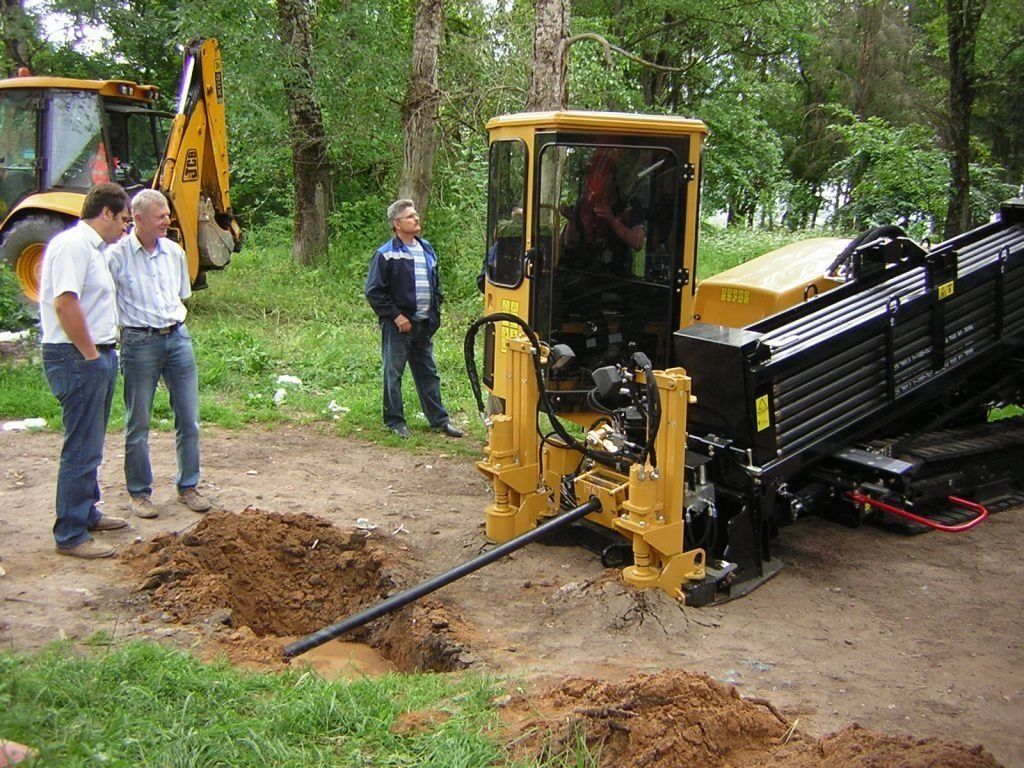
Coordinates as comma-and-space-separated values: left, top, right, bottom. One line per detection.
156, 37, 241, 287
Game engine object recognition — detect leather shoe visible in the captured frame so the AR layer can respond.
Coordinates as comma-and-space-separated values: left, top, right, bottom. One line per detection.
57, 539, 116, 559
388, 425, 412, 439
178, 487, 212, 513
88, 514, 128, 532
436, 422, 463, 438
129, 495, 158, 519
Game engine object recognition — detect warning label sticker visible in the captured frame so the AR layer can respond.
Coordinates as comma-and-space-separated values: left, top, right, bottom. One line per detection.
755, 394, 771, 432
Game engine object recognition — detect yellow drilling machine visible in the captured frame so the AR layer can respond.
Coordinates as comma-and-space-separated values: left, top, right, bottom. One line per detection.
466, 110, 1024, 606
0, 38, 241, 304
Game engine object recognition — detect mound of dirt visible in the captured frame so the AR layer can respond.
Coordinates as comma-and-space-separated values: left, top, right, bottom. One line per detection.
123, 508, 474, 672
503, 672, 1002, 768
749, 723, 1001, 768
503, 671, 787, 767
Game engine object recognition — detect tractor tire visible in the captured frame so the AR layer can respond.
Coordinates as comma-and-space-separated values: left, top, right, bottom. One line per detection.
0, 213, 70, 306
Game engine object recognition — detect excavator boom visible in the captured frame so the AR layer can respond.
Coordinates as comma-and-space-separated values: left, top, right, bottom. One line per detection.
157, 38, 241, 286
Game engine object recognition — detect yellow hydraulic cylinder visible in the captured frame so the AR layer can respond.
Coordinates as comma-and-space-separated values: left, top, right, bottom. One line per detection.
618, 464, 663, 588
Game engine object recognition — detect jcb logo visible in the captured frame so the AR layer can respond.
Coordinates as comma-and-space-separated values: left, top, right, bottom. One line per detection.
182, 149, 199, 182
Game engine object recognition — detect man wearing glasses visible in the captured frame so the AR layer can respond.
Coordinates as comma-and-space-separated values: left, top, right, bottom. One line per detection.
365, 199, 462, 439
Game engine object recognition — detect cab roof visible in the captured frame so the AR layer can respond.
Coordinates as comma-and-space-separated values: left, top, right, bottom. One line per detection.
0, 76, 158, 102
487, 110, 708, 137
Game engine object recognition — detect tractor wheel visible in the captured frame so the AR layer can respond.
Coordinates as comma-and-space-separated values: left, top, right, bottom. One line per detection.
0, 214, 69, 306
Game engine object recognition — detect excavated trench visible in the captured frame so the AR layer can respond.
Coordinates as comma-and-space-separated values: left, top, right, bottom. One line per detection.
124, 509, 473, 673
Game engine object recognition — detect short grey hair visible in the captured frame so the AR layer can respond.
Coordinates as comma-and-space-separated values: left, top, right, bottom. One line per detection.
131, 189, 169, 217
387, 198, 415, 227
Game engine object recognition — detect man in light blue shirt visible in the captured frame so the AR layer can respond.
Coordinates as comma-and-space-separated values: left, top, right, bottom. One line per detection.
107, 189, 211, 517
39, 182, 131, 558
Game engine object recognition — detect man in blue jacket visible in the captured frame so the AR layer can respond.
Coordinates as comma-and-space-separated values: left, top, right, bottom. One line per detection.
365, 199, 463, 439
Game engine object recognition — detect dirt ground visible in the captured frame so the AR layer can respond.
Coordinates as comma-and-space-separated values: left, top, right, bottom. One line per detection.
1, 424, 1022, 766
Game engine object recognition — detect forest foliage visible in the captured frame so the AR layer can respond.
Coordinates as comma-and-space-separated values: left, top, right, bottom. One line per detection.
3, 0, 1022, 250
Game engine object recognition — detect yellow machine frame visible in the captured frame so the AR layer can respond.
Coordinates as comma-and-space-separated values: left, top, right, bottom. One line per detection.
477, 111, 710, 599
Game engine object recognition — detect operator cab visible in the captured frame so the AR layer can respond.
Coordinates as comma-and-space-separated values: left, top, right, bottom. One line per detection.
0, 77, 167, 221
482, 112, 707, 416
0, 75, 169, 300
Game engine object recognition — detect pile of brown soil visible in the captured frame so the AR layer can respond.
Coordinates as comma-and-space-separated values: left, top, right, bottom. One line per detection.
503, 671, 787, 767
123, 508, 473, 671
504, 671, 1002, 768
751, 723, 1001, 768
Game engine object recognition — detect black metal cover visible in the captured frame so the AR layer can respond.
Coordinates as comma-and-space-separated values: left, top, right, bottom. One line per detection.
676, 201, 1024, 482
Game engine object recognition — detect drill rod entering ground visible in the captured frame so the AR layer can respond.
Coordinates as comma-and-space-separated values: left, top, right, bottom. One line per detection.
284, 497, 602, 658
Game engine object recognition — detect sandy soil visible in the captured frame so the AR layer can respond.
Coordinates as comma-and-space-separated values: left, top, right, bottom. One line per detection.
1, 425, 1021, 766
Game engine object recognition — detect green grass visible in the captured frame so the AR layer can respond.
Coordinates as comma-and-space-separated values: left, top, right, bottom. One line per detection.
0, 222, 491, 451
0, 642, 571, 767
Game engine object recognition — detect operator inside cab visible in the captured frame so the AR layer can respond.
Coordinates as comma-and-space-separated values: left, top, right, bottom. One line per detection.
559, 147, 647, 276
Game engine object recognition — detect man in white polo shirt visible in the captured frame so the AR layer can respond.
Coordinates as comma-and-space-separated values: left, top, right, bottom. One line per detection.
107, 189, 211, 518
39, 182, 131, 559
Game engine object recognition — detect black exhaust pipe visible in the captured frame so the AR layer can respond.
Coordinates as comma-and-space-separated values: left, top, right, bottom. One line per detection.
283, 497, 602, 658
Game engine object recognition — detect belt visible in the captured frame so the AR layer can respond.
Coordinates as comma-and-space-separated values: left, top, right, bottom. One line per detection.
123, 323, 181, 336
97, 343, 117, 351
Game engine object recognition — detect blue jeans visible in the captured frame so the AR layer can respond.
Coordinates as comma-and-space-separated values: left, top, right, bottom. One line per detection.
120, 325, 201, 497
42, 344, 118, 549
381, 319, 449, 429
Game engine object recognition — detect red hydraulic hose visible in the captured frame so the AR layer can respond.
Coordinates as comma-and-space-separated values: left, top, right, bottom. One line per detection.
846, 491, 989, 532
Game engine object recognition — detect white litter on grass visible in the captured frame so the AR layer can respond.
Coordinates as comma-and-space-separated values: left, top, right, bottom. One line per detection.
354, 517, 377, 531
276, 374, 303, 386
273, 388, 287, 405
0, 330, 30, 342
326, 400, 349, 414
2, 418, 47, 431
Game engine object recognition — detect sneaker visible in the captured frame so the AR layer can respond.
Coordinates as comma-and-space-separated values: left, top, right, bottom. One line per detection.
178, 487, 212, 513
57, 539, 116, 559
129, 495, 158, 519
88, 514, 128, 532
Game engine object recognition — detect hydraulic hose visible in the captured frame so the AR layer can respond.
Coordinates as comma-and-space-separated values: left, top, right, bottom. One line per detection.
283, 497, 601, 659
464, 313, 629, 471
846, 491, 989, 532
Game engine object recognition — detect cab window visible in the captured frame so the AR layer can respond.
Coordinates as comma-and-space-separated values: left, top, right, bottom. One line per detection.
485, 139, 527, 288
45, 90, 107, 189
0, 90, 41, 217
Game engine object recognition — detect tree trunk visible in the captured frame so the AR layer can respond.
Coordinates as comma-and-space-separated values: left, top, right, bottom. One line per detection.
276, 0, 331, 266
526, 0, 570, 111
398, 0, 444, 214
1, 0, 33, 74
943, 0, 986, 239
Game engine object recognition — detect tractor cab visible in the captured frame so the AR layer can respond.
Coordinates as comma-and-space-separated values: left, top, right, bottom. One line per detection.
481, 112, 708, 417
0, 75, 168, 300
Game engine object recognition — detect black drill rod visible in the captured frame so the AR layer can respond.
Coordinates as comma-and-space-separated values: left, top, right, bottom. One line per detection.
283, 497, 602, 658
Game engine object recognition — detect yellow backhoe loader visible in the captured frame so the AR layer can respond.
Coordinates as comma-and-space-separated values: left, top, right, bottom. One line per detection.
0, 37, 241, 304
